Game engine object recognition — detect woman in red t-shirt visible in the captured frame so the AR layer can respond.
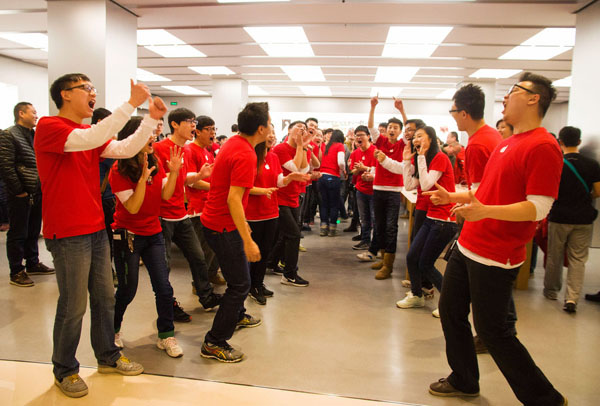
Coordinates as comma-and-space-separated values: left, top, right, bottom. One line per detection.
317, 129, 347, 236
109, 116, 184, 358
246, 131, 310, 304
396, 126, 457, 310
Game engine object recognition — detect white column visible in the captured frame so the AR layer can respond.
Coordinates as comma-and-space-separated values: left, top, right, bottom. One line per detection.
212, 79, 248, 135
47, 0, 137, 115
458, 79, 496, 126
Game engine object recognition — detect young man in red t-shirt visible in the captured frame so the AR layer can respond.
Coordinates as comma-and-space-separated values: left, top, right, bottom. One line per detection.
426, 72, 566, 405
199, 102, 270, 362
35, 73, 164, 397
153, 108, 221, 322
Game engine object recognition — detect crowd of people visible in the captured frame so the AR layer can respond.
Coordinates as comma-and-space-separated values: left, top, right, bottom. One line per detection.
2, 70, 597, 406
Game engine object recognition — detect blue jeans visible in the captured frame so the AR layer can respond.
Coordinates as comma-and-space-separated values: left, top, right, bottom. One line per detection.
113, 231, 174, 338
406, 217, 457, 296
318, 174, 341, 226
356, 190, 378, 251
160, 218, 213, 304
203, 225, 249, 346
373, 190, 402, 253
46, 230, 120, 380
440, 249, 563, 405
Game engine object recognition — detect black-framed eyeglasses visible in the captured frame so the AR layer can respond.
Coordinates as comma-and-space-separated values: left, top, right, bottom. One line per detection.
65, 84, 97, 94
508, 84, 537, 95
201, 126, 217, 132
448, 109, 463, 114
184, 119, 198, 125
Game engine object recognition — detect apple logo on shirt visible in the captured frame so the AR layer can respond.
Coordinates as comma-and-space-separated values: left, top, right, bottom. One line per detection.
265, 164, 270, 170
500, 146, 508, 153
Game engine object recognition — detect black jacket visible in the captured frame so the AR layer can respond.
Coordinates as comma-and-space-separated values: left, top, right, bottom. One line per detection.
0, 125, 41, 196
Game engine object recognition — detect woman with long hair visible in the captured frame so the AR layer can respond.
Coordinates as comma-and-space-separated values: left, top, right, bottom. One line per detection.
395, 126, 457, 310
109, 116, 186, 357
317, 129, 347, 236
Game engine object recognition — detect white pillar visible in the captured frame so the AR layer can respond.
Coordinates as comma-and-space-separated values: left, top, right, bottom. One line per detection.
212, 79, 248, 135
458, 79, 496, 126
47, 0, 137, 115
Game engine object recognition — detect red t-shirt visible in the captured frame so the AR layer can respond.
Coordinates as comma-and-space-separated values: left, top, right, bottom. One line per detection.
153, 138, 187, 220
185, 143, 214, 216
320, 142, 346, 177
34, 116, 110, 239
349, 145, 377, 195
272, 142, 303, 208
465, 125, 502, 187
424, 152, 456, 221
246, 151, 282, 221
109, 161, 166, 236
374, 136, 405, 187
459, 127, 563, 265
201, 135, 257, 232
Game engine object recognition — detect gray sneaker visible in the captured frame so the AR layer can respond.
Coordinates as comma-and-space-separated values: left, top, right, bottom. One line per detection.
54, 374, 88, 398
98, 355, 144, 376
201, 341, 244, 363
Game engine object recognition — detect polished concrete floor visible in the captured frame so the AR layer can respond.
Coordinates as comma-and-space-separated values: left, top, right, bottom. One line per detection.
0, 219, 599, 405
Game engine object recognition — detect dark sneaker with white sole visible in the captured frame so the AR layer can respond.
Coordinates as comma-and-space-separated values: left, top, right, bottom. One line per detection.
249, 287, 266, 305
173, 299, 191, 322
261, 284, 274, 297
10, 270, 34, 287
201, 293, 222, 312
281, 274, 309, 287
201, 341, 244, 363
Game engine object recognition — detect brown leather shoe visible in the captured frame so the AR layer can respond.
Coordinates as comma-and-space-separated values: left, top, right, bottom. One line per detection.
27, 262, 55, 275
429, 378, 479, 397
10, 270, 34, 287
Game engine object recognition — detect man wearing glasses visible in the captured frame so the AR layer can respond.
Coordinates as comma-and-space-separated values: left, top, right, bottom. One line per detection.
426, 72, 567, 405
153, 109, 222, 322
35, 73, 166, 397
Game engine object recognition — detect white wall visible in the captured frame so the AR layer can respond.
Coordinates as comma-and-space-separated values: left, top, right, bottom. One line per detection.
0, 55, 49, 127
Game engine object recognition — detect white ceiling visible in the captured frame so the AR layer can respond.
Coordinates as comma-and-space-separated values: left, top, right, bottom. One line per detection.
0, 0, 587, 102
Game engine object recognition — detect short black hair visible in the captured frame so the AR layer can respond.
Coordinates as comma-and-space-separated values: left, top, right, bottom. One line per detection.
13, 102, 32, 123
216, 135, 228, 142
167, 108, 195, 133
496, 119, 513, 132
448, 131, 458, 141
406, 118, 426, 130
305, 117, 318, 125
519, 71, 557, 117
196, 115, 215, 130
49, 73, 91, 109
559, 126, 581, 147
453, 84, 485, 120
387, 117, 403, 130
354, 125, 370, 136
92, 108, 112, 125
323, 128, 333, 136
231, 123, 238, 132
378, 122, 388, 129
238, 102, 269, 135
288, 120, 307, 132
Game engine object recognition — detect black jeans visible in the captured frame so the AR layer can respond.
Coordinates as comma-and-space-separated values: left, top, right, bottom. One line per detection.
160, 218, 213, 302
407, 218, 456, 296
440, 249, 564, 405
6, 192, 42, 275
203, 226, 249, 346
113, 231, 175, 337
373, 190, 401, 254
269, 205, 300, 278
300, 185, 312, 226
191, 216, 220, 279
249, 218, 278, 288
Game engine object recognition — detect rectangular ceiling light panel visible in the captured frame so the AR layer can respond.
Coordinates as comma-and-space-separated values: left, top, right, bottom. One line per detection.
500, 46, 571, 60
382, 26, 452, 58
470, 69, 521, 79
0, 32, 48, 51
146, 45, 206, 58
136, 68, 171, 82
375, 67, 420, 83
189, 66, 235, 75
553, 76, 572, 87
219, 0, 289, 2
248, 85, 269, 96
370, 87, 403, 98
245, 26, 314, 57
162, 86, 208, 95
523, 28, 576, 47
281, 66, 325, 82
500, 28, 575, 61
137, 29, 184, 46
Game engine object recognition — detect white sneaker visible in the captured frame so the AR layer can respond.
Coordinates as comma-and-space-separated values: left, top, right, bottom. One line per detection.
157, 336, 183, 358
376, 251, 383, 259
114, 332, 123, 349
432, 308, 440, 318
356, 252, 375, 262
401, 279, 412, 288
396, 292, 425, 308
422, 287, 435, 300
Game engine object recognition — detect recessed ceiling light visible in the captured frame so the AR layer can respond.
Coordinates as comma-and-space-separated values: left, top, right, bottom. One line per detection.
470, 69, 521, 79
374, 67, 420, 83
189, 66, 235, 75
281, 66, 325, 82
248, 85, 269, 96
0, 32, 47, 51
435, 88, 456, 99
137, 29, 184, 46
553, 76, 572, 87
499, 46, 571, 60
370, 87, 403, 98
162, 86, 208, 95
146, 45, 206, 58
245, 27, 314, 57
382, 26, 452, 58
523, 28, 576, 47
219, 0, 289, 2
136, 68, 171, 82
300, 86, 332, 96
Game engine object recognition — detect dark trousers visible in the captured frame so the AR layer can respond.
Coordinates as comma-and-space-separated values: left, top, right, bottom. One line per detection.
440, 249, 564, 405
0, 180, 8, 224
269, 205, 300, 278
300, 185, 312, 226
6, 193, 42, 275
160, 218, 213, 303
309, 181, 320, 223
411, 209, 434, 290
339, 176, 349, 219
407, 217, 457, 296
373, 190, 401, 254
203, 226, 249, 346
113, 231, 175, 337
191, 216, 220, 279
102, 197, 116, 263
249, 218, 278, 288
318, 174, 341, 226
356, 190, 377, 250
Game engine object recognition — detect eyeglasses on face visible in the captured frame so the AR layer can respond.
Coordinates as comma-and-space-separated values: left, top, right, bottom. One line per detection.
184, 119, 198, 125
507, 84, 537, 96
65, 84, 97, 94
448, 109, 463, 114
201, 126, 217, 132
